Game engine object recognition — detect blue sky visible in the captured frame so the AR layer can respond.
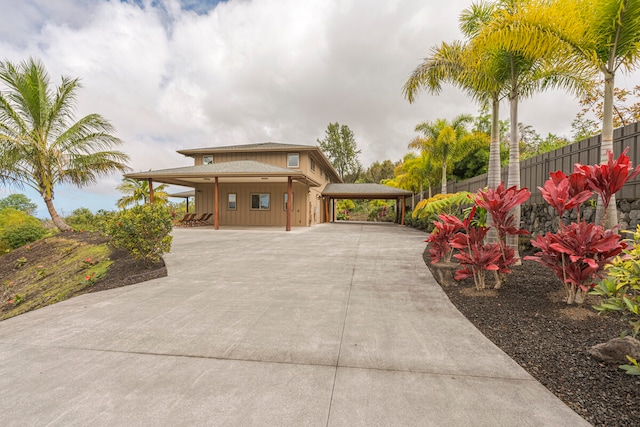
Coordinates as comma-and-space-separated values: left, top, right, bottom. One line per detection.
0, 0, 639, 219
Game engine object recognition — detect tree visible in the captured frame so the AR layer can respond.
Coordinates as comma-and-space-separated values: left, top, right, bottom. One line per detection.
472, 0, 640, 229
0, 58, 129, 231
0, 194, 37, 215
317, 122, 362, 183
409, 115, 486, 194
362, 160, 397, 184
403, 39, 506, 193
116, 177, 169, 209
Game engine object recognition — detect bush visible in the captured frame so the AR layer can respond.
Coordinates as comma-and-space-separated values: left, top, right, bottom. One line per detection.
1, 222, 47, 249
66, 208, 114, 232
106, 204, 173, 263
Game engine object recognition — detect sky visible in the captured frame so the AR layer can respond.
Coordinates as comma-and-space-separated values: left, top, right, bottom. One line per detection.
0, 0, 639, 218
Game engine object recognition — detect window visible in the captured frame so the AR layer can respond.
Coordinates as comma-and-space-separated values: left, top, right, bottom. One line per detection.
283, 192, 294, 210
310, 158, 316, 171
203, 155, 213, 165
251, 193, 270, 210
228, 193, 236, 210
287, 153, 299, 168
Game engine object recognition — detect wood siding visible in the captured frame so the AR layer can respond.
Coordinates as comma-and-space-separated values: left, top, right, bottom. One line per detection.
194, 182, 309, 226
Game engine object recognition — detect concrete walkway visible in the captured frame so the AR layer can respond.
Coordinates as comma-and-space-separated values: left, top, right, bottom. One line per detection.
0, 223, 588, 426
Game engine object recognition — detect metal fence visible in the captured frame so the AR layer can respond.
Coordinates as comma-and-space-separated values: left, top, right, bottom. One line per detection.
423, 121, 640, 205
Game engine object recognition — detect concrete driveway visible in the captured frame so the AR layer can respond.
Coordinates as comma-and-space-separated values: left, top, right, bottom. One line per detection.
0, 223, 587, 426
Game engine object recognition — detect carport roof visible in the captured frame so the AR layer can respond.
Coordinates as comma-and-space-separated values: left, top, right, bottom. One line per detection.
322, 183, 412, 199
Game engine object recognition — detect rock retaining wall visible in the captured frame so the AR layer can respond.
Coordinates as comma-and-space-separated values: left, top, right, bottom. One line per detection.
522, 199, 640, 236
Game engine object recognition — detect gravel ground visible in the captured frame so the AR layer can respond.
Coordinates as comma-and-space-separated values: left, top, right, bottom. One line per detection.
425, 249, 640, 426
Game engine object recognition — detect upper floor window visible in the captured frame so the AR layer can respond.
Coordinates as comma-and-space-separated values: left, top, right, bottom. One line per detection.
287, 153, 299, 168
203, 155, 213, 165
310, 158, 316, 171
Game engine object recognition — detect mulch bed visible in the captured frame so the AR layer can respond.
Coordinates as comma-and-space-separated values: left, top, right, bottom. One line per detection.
424, 249, 640, 426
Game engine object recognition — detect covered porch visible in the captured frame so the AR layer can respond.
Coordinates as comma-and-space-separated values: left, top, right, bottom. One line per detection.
125, 160, 322, 231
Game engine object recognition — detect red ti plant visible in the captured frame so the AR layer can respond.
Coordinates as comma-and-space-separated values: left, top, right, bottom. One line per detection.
538, 171, 592, 220
574, 147, 640, 223
475, 183, 530, 288
525, 222, 626, 304
449, 207, 504, 291
424, 214, 463, 264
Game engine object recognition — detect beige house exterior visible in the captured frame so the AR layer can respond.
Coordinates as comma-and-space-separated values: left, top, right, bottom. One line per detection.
126, 142, 411, 230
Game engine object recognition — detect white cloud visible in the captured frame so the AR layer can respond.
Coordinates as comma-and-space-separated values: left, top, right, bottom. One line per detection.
0, 0, 638, 215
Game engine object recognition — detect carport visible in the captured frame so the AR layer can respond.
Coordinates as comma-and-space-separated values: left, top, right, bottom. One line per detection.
321, 183, 413, 225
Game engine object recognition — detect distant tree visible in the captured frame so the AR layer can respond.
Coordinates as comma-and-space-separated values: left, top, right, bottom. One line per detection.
317, 122, 362, 183
0, 58, 129, 232
362, 160, 397, 184
0, 194, 37, 215
116, 177, 168, 209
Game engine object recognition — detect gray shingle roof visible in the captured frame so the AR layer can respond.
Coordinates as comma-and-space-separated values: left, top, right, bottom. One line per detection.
177, 142, 316, 154
322, 183, 412, 197
126, 160, 304, 178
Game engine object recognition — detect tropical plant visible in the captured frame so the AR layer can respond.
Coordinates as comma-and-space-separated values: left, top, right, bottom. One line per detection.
409, 115, 486, 194
424, 214, 463, 264
472, 0, 640, 229
116, 177, 168, 209
0, 58, 129, 231
413, 191, 474, 220
592, 225, 640, 338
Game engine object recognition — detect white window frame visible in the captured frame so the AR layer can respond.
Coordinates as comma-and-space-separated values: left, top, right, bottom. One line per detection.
287, 153, 299, 168
203, 155, 213, 165
228, 193, 237, 210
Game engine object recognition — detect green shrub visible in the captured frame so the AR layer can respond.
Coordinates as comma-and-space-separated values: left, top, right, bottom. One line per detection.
106, 204, 173, 263
592, 225, 640, 338
1, 222, 47, 249
66, 208, 114, 232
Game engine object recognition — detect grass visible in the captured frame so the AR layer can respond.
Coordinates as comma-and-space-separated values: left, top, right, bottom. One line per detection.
1, 235, 113, 320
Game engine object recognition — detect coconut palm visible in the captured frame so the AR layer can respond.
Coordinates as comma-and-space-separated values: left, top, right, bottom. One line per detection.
116, 177, 168, 209
0, 58, 129, 231
471, 0, 640, 228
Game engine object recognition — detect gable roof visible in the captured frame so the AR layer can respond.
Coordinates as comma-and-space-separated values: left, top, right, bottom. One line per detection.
322, 183, 412, 199
176, 142, 319, 155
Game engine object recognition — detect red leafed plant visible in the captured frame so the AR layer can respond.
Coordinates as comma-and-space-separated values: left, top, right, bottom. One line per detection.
424, 214, 463, 264
475, 183, 530, 288
574, 147, 640, 212
525, 222, 626, 304
448, 207, 507, 291
538, 171, 592, 219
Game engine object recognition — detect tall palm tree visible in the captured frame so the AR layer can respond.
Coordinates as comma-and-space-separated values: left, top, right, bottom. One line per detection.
403, 40, 507, 192
409, 115, 485, 194
116, 177, 169, 209
471, 0, 640, 228
0, 58, 129, 231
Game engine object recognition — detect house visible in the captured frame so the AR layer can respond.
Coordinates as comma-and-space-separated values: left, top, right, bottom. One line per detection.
125, 142, 411, 230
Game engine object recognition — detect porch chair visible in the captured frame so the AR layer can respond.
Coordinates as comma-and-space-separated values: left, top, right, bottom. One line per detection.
189, 213, 209, 226
195, 213, 213, 226
174, 213, 196, 227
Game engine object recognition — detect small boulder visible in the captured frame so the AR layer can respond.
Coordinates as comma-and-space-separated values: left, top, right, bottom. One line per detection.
589, 336, 640, 364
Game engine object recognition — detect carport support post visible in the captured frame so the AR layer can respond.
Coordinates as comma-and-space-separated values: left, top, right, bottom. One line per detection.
401, 196, 406, 225
148, 179, 154, 205
324, 197, 329, 223
214, 177, 220, 230
286, 176, 292, 231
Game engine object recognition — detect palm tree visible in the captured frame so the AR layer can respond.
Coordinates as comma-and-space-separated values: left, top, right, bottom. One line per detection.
403, 40, 507, 192
0, 58, 129, 231
472, 0, 640, 228
116, 177, 169, 209
409, 115, 485, 194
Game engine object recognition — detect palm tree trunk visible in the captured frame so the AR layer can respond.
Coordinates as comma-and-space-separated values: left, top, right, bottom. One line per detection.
486, 96, 501, 243
44, 196, 72, 232
507, 86, 521, 262
596, 70, 617, 229
487, 96, 502, 190
441, 162, 447, 194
